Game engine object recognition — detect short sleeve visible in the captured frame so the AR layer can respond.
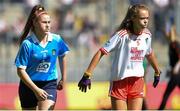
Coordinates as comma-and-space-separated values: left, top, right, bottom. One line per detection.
58, 38, 70, 56
145, 37, 152, 56
15, 41, 30, 69
100, 32, 121, 55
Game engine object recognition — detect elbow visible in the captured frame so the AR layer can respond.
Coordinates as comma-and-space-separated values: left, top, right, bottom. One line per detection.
17, 68, 25, 77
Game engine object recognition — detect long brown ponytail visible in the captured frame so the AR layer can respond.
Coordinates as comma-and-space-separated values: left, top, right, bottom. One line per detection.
18, 5, 46, 45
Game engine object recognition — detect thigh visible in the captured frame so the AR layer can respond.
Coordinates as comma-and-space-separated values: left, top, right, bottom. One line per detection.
109, 79, 128, 101
127, 98, 143, 110
40, 80, 57, 102
37, 80, 57, 110
128, 77, 144, 99
111, 96, 127, 110
38, 99, 55, 110
19, 81, 38, 108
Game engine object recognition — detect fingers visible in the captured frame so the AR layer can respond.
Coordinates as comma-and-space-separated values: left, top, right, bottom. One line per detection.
79, 85, 87, 92
84, 85, 87, 92
78, 82, 81, 87
38, 90, 49, 101
42, 90, 49, 99
153, 80, 159, 88
35, 88, 49, 101
88, 83, 91, 89
57, 80, 63, 90
78, 82, 88, 92
57, 84, 63, 90
153, 82, 157, 88
78, 79, 91, 92
153, 75, 160, 88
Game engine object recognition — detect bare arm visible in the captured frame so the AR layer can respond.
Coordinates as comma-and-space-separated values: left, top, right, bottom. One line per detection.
57, 55, 67, 90
146, 51, 161, 75
85, 50, 104, 76
58, 55, 67, 81
17, 68, 49, 100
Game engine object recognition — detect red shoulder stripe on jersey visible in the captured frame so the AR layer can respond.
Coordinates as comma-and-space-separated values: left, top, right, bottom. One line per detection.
117, 30, 127, 37
100, 48, 108, 55
143, 32, 151, 36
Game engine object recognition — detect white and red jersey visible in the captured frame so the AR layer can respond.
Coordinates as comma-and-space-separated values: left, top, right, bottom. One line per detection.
100, 29, 152, 81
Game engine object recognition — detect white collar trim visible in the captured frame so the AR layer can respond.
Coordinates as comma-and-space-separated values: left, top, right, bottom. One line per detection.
31, 32, 52, 43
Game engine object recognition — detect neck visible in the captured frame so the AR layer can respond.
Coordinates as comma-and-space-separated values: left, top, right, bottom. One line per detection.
34, 31, 48, 43
133, 28, 143, 35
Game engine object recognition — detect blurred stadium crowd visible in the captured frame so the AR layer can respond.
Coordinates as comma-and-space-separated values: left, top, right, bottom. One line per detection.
0, 0, 180, 110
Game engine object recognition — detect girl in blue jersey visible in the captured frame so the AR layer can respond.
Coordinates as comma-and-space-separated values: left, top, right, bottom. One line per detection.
15, 5, 69, 110
78, 4, 161, 110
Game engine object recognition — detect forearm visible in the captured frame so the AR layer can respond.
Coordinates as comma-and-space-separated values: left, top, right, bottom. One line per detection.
146, 52, 161, 75
59, 55, 67, 81
85, 50, 104, 76
17, 68, 39, 92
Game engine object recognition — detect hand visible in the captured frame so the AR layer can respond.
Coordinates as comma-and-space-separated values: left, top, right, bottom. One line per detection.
34, 88, 49, 101
78, 74, 91, 92
57, 80, 64, 90
153, 71, 161, 88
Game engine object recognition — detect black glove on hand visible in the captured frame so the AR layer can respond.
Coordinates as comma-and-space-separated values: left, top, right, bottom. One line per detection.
153, 71, 161, 88
78, 74, 91, 92
153, 75, 160, 88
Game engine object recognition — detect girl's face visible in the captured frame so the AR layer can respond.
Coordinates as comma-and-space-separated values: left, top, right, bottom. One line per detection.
133, 9, 149, 31
34, 14, 51, 34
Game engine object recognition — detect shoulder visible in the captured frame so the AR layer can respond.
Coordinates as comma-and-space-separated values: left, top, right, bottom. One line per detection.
142, 28, 152, 36
21, 35, 33, 47
50, 33, 64, 42
117, 29, 128, 37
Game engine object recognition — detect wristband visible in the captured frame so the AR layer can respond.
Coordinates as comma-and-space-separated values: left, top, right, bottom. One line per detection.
154, 71, 161, 76
84, 71, 92, 78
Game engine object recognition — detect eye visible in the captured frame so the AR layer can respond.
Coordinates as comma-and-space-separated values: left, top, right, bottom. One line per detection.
139, 17, 149, 20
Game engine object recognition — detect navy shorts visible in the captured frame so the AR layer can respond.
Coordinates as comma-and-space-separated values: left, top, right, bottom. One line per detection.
19, 79, 57, 108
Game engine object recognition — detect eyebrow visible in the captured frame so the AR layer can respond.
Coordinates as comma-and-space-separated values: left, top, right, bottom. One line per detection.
139, 17, 149, 19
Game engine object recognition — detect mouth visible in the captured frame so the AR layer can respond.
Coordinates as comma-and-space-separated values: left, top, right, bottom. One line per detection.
142, 24, 147, 28
45, 29, 50, 32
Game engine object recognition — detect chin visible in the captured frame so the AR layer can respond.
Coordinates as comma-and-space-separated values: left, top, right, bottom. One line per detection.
142, 26, 147, 28
45, 31, 50, 34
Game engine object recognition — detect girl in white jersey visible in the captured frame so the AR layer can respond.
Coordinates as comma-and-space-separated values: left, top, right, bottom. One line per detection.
78, 4, 161, 110
15, 5, 69, 110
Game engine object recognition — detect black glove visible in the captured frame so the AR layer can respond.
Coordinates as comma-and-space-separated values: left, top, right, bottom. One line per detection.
78, 74, 91, 92
153, 71, 161, 88
153, 75, 160, 88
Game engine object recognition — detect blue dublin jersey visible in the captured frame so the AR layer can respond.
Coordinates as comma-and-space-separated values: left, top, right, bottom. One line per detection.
15, 33, 69, 81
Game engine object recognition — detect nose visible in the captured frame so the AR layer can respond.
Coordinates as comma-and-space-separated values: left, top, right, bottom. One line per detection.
46, 22, 50, 26
46, 23, 50, 28
144, 19, 148, 24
